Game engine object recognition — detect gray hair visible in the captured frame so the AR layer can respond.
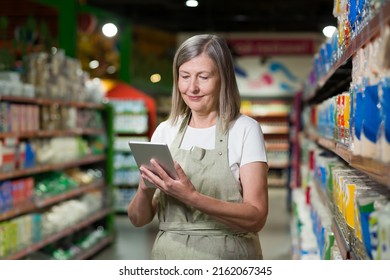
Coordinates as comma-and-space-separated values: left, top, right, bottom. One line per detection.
168, 34, 241, 132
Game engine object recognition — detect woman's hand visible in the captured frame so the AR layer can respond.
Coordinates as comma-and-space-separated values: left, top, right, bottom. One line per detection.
139, 159, 268, 233
140, 159, 197, 203
128, 175, 157, 227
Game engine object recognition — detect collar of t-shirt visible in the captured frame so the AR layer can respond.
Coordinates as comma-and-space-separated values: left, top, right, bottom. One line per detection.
180, 125, 216, 150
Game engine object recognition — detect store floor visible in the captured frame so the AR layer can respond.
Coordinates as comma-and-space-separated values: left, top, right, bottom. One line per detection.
92, 187, 292, 260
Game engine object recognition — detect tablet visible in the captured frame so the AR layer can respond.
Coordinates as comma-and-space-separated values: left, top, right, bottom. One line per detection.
128, 141, 178, 188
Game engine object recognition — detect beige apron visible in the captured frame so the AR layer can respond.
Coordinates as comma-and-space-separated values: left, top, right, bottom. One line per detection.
151, 117, 263, 260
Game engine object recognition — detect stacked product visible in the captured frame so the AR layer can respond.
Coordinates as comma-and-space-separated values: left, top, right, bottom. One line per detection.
0, 190, 103, 258
303, 138, 390, 259
291, 188, 321, 260
304, 0, 390, 164
24, 49, 104, 102
109, 99, 149, 212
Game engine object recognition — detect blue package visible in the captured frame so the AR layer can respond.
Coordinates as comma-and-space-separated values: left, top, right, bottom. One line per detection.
354, 91, 363, 140
381, 86, 390, 142
362, 85, 380, 143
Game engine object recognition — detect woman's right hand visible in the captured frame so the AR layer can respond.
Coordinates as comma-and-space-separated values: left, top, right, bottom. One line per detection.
138, 175, 154, 191
128, 175, 158, 227
140, 159, 197, 205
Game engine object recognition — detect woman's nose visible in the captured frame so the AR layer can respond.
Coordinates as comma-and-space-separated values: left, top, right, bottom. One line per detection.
189, 78, 199, 93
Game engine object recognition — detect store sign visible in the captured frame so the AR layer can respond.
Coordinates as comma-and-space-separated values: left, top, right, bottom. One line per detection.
227, 38, 315, 56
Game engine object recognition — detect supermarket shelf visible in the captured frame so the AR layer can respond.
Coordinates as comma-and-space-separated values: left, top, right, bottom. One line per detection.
261, 125, 290, 134
313, 183, 327, 206
317, 136, 336, 151
331, 219, 349, 260
350, 236, 371, 260
306, 1, 390, 104
35, 179, 105, 208
0, 202, 35, 222
0, 95, 105, 109
3, 208, 112, 260
323, 1, 390, 89
74, 234, 115, 260
241, 92, 296, 100
313, 180, 333, 215
0, 154, 106, 181
299, 2, 390, 261
0, 128, 105, 138
268, 162, 290, 169
308, 132, 390, 188
306, 67, 352, 104
321, 139, 390, 188
0, 179, 106, 222
251, 112, 290, 118
267, 178, 287, 188
265, 142, 290, 151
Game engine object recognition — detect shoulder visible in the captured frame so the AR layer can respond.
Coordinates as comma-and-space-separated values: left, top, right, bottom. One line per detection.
154, 119, 174, 132
235, 114, 258, 125
151, 118, 182, 145
229, 114, 260, 131
228, 114, 264, 143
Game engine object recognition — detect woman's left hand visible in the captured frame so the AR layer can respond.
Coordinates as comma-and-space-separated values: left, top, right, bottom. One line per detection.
140, 159, 196, 203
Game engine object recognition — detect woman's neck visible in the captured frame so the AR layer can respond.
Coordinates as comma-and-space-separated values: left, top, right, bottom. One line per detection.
189, 111, 217, 128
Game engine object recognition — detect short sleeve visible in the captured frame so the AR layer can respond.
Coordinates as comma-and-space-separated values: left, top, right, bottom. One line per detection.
238, 118, 267, 166
150, 120, 179, 146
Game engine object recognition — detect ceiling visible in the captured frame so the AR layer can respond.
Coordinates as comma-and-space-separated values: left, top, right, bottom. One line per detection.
86, 0, 337, 34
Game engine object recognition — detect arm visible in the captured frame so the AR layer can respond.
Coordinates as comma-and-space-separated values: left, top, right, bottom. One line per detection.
199, 161, 269, 232
127, 179, 158, 227
128, 121, 169, 227
140, 160, 268, 232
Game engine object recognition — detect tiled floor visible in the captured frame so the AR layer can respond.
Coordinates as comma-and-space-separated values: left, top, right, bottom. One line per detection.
92, 187, 292, 260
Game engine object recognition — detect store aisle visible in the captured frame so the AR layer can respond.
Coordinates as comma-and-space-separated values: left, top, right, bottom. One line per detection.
259, 187, 292, 260
92, 187, 292, 260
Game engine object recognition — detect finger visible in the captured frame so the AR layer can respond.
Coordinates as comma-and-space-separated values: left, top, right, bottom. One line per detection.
174, 161, 185, 177
150, 159, 171, 179
140, 166, 162, 187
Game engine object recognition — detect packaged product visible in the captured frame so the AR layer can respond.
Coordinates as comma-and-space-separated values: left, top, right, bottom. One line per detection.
356, 186, 390, 259
377, 26, 390, 163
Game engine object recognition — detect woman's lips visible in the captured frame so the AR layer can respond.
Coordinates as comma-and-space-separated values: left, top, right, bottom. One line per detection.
187, 95, 204, 101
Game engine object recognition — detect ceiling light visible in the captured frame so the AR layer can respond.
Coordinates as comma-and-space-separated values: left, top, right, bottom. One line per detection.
89, 60, 99, 69
322, 25, 336, 38
102, 23, 118, 37
150, 73, 161, 83
186, 0, 198, 8
107, 65, 116, 74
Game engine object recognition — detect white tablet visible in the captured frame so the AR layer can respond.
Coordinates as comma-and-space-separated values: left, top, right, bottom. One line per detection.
128, 141, 178, 188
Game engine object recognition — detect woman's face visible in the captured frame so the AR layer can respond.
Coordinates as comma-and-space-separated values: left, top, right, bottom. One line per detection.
178, 53, 221, 115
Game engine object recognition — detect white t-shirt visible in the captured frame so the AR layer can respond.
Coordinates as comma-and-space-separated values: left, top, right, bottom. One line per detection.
151, 114, 267, 183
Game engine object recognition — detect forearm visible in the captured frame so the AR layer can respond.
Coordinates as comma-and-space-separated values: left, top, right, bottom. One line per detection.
128, 184, 157, 227
187, 191, 268, 232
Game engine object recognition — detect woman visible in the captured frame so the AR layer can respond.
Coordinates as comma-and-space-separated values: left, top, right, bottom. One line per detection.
128, 34, 268, 259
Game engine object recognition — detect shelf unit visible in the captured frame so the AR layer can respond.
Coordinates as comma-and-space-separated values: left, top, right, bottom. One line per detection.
241, 95, 300, 195
312, 132, 390, 188
298, 1, 390, 260
0, 95, 114, 260
106, 98, 150, 213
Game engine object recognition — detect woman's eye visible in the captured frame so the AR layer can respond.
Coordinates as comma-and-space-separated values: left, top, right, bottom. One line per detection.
180, 75, 190, 79
200, 76, 208, 80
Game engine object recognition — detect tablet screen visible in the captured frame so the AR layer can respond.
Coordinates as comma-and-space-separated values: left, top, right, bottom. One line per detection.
128, 141, 177, 188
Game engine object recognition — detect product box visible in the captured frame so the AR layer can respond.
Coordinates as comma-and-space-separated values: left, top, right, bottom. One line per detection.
0, 137, 18, 172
